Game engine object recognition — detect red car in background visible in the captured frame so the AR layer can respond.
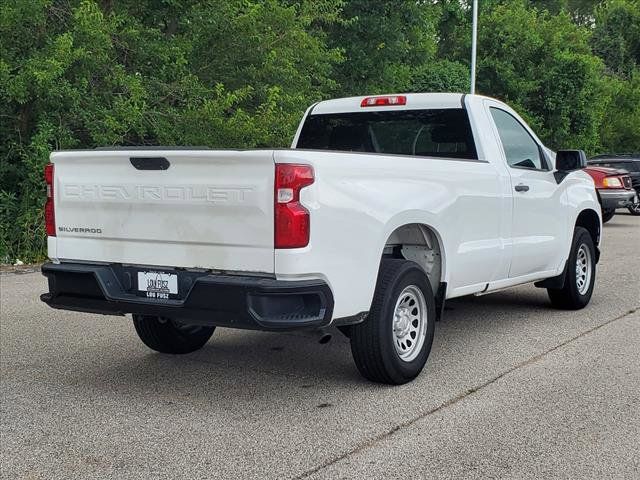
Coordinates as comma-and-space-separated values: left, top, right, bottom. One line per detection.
589, 154, 640, 216
583, 165, 636, 223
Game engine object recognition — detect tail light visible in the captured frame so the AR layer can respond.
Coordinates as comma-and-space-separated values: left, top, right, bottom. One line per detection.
44, 163, 56, 236
275, 164, 314, 248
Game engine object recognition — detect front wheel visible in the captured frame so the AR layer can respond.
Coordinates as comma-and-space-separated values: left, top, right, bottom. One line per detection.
601, 208, 615, 223
133, 315, 215, 354
350, 259, 435, 385
547, 226, 596, 310
628, 193, 640, 215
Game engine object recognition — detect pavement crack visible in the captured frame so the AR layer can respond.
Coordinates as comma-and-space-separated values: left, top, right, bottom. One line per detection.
293, 306, 639, 480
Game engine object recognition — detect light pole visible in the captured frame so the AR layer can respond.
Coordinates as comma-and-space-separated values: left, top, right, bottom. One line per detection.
470, 0, 478, 94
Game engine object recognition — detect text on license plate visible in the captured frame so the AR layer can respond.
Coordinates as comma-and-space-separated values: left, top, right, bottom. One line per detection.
138, 271, 178, 299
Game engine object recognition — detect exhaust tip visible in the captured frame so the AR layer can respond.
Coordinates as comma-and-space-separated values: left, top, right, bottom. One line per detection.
316, 328, 332, 344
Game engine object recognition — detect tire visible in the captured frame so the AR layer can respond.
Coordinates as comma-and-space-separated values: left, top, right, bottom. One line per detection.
601, 208, 615, 223
350, 259, 436, 385
133, 315, 215, 354
628, 193, 640, 215
547, 226, 596, 310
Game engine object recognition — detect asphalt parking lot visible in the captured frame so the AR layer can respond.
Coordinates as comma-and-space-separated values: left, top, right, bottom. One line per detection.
1, 213, 639, 479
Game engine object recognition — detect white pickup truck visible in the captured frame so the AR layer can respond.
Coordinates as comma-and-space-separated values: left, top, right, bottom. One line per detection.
41, 93, 601, 384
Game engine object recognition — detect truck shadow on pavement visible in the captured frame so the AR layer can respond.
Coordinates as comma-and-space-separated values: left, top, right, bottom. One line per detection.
58, 286, 567, 401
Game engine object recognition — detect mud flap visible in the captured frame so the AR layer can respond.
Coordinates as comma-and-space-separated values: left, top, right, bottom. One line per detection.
435, 282, 447, 321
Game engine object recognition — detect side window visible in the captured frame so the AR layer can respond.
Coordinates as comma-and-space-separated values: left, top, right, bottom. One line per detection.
490, 108, 546, 170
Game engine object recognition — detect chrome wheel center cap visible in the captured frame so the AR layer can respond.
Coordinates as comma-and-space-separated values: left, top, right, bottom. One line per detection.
394, 308, 411, 338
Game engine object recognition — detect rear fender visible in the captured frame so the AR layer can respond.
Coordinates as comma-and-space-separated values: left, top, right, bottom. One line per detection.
378, 211, 448, 286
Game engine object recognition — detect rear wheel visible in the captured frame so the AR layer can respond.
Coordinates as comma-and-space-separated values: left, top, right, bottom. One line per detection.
350, 259, 435, 385
133, 315, 215, 354
547, 226, 596, 310
601, 208, 615, 223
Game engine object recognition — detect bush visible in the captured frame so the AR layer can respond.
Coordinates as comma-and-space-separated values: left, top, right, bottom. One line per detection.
1, 0, 639, 262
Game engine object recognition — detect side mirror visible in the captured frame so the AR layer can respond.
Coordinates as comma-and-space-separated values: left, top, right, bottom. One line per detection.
556, 150, 587, 171
554, 150, 587, 183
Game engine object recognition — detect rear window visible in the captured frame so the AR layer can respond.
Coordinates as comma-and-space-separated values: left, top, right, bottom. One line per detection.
297, 109, 478, 160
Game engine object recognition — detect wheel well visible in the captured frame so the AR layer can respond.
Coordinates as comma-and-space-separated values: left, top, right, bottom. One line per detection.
383, 224, 443, 294
576, 209, 600, 248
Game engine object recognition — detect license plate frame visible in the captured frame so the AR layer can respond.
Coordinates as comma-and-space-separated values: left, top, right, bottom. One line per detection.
137, 271, 179, 300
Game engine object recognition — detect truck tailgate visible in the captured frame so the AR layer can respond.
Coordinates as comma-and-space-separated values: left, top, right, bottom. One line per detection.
50, 149, 275, 273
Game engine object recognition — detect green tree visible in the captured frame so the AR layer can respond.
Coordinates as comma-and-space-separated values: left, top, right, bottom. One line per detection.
592, 0, 640, 77
392, 59, 470, 94
529, 0, 603, 24
1, 0, 640, 263
476, 3, 608, 151
326, 0, 439, 95
591, 0, 640, 153
182, 0, 342, 146
600, 71, 640, 152
0, 0, 342, 262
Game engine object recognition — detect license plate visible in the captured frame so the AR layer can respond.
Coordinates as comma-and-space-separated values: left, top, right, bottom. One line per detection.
137, 271, 178, 299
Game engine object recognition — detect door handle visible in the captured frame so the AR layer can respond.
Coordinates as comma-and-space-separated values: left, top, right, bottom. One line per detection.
515, 183, 530, 192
